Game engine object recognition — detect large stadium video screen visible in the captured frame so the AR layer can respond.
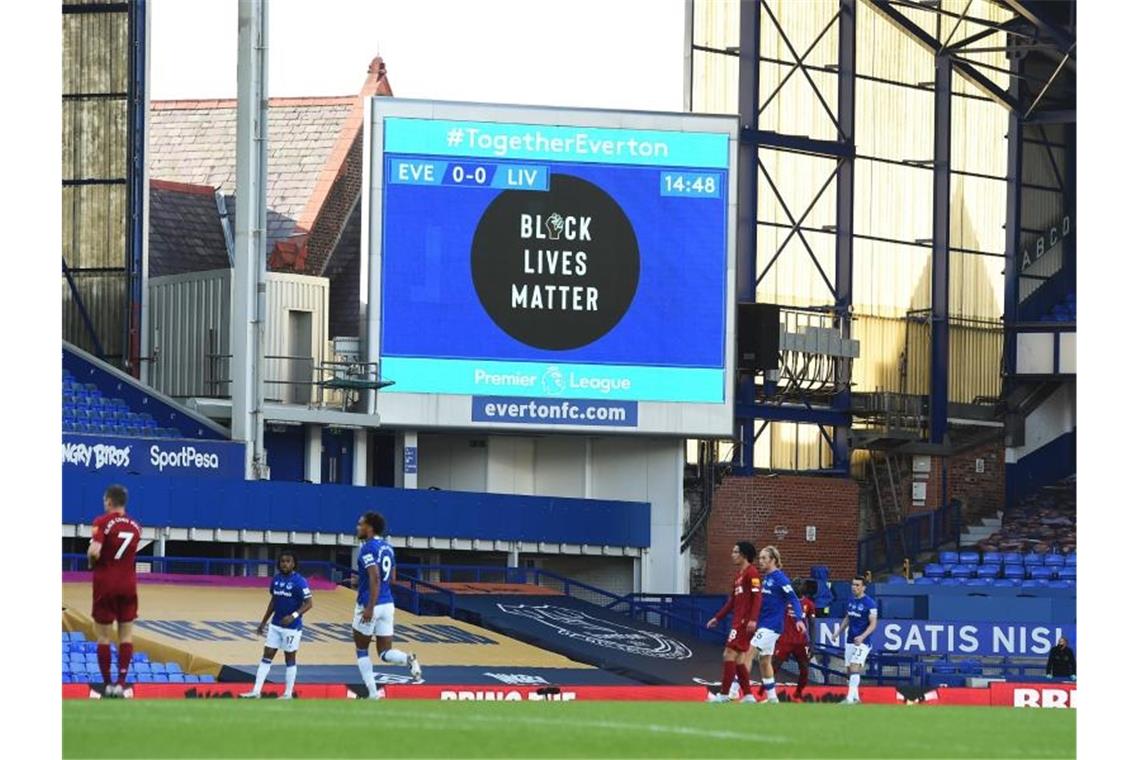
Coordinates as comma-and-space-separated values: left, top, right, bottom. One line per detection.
366, 101, 737, 435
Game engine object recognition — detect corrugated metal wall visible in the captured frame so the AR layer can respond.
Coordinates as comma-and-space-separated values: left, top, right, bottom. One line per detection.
62, 0, 131, 364
691, 0, 1009, 468
148, 271, 330, 404
149, 269, 230, 399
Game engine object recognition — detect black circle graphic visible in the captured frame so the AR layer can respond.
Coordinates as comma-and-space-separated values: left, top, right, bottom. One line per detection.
471, 173, 640, 351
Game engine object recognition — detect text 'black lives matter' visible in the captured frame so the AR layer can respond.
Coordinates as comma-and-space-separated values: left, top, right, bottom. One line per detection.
471, 174, 640, 351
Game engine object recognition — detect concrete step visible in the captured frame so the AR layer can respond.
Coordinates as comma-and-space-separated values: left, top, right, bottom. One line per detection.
980, 517, 1002, 528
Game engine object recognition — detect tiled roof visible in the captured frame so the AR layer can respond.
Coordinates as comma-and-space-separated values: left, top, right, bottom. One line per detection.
148, 97, 354, 252
148, 180, 231, 277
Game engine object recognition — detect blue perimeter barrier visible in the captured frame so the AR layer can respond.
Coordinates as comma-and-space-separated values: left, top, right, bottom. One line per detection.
62, 471, 650, 548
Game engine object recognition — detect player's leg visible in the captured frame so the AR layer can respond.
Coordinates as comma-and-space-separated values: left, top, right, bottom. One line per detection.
793, 647, 810, 699
351, 603, 381, 698
91, 592, 116, 689
373, 603, 420, 680
92, 621, 115, 688
114, 616, 135, 690
243, 619, 284, 697
719, 646, 736, 697
281, 628, 301, 698
754, 629, 779, 703
843, 643, 862, 703
733, 649, 754, 702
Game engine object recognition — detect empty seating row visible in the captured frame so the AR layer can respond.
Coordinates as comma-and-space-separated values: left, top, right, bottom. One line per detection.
924, 562, 1075, 581
60, 631, 212, 683
911, 577, 1074, 589
62, 373, 181, 439
63, 673, 216, 684
939, 550, 1074, 567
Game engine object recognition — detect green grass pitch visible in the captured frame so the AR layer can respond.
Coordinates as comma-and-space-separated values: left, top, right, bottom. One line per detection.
63, 700, 1075, 759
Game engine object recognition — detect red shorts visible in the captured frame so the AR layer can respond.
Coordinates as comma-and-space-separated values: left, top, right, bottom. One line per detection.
774, 641, 809, 662
726, 623, 752, 653
92, 592, 138, 625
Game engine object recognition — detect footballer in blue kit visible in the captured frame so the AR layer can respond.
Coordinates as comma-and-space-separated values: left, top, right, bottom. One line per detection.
241, 551, 312, 698
747, 545, 805, 703
838, 576, 878, 703
352, 511, 422, 698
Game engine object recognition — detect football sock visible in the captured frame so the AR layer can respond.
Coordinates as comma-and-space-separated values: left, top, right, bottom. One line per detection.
735, 664, 752, 699
719, 661, 735, 695
380, 648, 409, 666
356, 649, 377, 697
97, 643, 112, 685
252, 658, 272, 694
762, 677, 777, 702
284, 665, 297, 697
117, 643, 134, 686
847, 673, 860, 700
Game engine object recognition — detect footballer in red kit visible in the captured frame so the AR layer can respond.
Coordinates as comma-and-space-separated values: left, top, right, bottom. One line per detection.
86, 484, 142, 697
704, 541, 762, 702
773, 580, 817, 700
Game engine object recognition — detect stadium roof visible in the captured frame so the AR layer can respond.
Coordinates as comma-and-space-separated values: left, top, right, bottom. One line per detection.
148, 180, 232, 277
147, 57, 392, 279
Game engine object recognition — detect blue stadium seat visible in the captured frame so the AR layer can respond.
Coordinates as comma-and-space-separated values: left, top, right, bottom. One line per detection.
939, 551, 959, 565
68, 632, 86, 641
182, 675, 199, 683
1064, 552, 1076, 567
199, 675, 216, 683
923, 563, 947, 578
958, 551, 980, 565
940, 577, 964, 586
134, 662, 151, 673
993, 579, 1016, 587
164, 662, 183, 673
1043, 553, 1065, 568
1028, 567, 1053, 581
976, 565, 1000, 580
965, 578, 992, 587
980, 551, 1001, 567
137, 674, 155, 683
1023, 552, 1044, 566
152, 674, 169, 683
950, 564, 976, 579
913, 576, 936, 585
1057, 566, 1076, 581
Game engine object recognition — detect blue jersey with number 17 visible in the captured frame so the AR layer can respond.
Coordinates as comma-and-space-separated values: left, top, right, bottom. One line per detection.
357, 537, 395, 606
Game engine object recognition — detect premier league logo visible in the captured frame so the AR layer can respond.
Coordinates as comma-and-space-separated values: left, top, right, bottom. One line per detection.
497, 604, 692, 660
541, 366, 566, 395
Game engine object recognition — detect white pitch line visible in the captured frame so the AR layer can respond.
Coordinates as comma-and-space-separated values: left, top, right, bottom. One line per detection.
367, 707, 791, 745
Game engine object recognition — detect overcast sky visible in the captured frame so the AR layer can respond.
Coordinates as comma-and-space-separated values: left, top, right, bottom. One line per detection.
150, 0, 687, 111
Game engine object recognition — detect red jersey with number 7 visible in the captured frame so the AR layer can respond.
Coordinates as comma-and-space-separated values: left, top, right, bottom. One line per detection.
92, 512, 141, 595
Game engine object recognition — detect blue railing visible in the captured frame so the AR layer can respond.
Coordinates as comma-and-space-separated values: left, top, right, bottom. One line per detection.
858, 500, 962, 575
62, 553, 354, 581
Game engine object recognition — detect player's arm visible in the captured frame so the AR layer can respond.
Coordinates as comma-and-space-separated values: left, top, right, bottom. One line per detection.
838, 613, 850, 637
256, 597, 274, 637
707, 595, 733, 628
287, 586, 313, 626
86, 520, 105, 568
745, 574, 762, 632
362, 563, 380, 622
783, 579, 807, 634
855, 608, 878, 645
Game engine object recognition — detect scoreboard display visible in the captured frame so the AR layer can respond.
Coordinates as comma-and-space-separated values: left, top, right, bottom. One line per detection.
365, 100, 737, 435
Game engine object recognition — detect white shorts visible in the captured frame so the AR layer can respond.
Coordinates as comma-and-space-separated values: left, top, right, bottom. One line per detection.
265, 623, 302, 653
845, 642, 871, 666
352, 602, 395, 637
750, 627, 780, 656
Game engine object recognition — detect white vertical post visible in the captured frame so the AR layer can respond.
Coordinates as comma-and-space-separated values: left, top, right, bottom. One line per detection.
353, 429, 368, 486
304, 424, 322, 483
232, 0, 269, 479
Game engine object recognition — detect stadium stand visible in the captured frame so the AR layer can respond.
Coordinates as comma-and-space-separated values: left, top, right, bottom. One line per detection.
63, 367, 181, 438
61, 631, 215, 684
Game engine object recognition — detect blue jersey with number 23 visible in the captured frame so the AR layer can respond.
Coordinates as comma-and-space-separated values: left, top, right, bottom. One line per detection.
357, 537, 395, 606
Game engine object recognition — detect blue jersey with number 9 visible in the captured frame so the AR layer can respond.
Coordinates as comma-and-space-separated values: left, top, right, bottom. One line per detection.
356, 538, 395, 606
